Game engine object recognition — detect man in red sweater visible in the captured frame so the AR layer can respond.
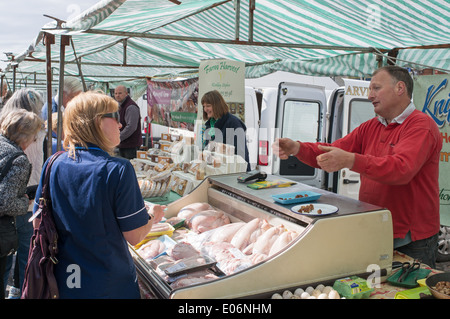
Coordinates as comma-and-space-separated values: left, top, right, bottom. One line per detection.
273, 66, 442, 268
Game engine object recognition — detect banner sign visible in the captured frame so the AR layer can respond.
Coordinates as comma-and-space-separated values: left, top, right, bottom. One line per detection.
147, 78, 198, 131
414, 74, 450, 225
198, 59, 245, 122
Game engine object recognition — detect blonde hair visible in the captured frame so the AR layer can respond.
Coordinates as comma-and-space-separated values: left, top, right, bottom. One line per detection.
63, 91, 118, 158
0, 109, 44, 146
201, 90, 229, 120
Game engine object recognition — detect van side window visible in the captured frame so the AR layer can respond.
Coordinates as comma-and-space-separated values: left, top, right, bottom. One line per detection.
349, 100, 375, 132
282, 100, 320, 142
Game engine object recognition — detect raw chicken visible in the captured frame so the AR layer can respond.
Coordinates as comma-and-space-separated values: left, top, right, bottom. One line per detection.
252, 225, 286, 255
177, 202, 213, 220
250, 252, 268, 264
168, 242, 201, 260
230, 218, 271, 251
138, 239, 166, 261
210, 222, 245, 243
268, 230, 299, 255
170, 270, 218, 289
188, 209, 231, 233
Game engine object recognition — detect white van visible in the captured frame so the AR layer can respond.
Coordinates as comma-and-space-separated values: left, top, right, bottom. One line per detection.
256, 78, 373, 199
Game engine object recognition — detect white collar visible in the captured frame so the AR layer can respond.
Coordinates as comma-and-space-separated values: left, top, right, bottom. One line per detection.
377, 102, 415, 126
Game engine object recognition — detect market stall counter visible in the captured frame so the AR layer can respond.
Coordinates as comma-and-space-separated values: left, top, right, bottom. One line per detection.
132, 173, 394, 299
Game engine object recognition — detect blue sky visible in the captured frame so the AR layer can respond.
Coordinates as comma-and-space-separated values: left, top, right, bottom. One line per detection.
0, 0, 99, 71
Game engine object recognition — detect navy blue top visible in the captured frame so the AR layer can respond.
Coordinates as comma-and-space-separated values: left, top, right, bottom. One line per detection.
33, 145, 148, 298
41, 98, 58, 120
205, 112, 250, 171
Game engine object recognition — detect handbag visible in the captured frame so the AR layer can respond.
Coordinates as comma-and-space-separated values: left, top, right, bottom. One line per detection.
0, 152, 25, 257
21, 151, 63, 299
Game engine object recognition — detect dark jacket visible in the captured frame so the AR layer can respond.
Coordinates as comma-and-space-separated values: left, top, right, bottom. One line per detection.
205, 112, 250, 170
118, 96, 142, 149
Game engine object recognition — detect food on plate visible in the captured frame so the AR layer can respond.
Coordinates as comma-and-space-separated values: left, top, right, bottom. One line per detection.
433, 281, 450, 295
297, 204, 314, 213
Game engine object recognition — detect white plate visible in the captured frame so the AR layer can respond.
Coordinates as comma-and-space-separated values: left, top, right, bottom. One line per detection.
291, 203, 338, 216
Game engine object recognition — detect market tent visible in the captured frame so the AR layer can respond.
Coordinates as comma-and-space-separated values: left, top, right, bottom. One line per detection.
2, 0, 450, 94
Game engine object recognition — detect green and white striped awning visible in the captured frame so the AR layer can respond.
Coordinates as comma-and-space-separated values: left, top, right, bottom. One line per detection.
3, 0, 450, 93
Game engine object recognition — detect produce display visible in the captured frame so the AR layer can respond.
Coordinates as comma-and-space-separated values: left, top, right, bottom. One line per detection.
133, 135, 248, 199
135, 202, 299, 290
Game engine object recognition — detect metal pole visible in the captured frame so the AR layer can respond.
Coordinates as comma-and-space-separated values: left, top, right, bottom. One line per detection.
234, 0, 240, 41
45, 32, 55, 160
249, 0, 255, 42
70, 37, 87, 92
57, 35, 70, 152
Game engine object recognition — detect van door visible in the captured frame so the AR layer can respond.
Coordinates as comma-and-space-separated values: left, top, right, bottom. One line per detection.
333, 79, 374, 199
244, 87, 260, 170
260, 82, 328, 188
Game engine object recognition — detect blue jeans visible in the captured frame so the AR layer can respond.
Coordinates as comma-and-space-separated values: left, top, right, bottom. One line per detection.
395, 233, 439, 269
3, 212, 33, 293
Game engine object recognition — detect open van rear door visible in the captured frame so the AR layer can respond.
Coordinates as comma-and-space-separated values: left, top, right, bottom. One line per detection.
332, 79, 374, 199
260, 82, 328, 188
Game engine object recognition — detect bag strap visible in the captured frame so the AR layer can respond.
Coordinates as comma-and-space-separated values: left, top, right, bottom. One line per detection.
41, 151, 64, 201
0, 152, 25, 183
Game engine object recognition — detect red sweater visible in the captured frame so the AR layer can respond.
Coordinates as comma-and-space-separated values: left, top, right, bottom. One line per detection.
297, 110, 442, 241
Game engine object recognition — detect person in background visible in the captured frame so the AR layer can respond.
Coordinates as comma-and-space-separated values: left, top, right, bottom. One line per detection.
31, 91, 165, 298
0, 109, 43, 299
48, 112, 64, 155
202, 90, 250, 171
41, 76, 83, 120
273, 65, 441, 268
114, 85, 142, 159
1, 88, 45, 298
0, 82, 12, 108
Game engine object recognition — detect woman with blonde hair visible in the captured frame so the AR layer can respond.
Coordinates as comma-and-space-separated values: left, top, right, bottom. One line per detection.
31, 91, 165, 299
0, 109, 43, 299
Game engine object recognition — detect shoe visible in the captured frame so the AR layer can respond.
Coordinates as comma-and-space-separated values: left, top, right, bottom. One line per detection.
7, 286, 21, 299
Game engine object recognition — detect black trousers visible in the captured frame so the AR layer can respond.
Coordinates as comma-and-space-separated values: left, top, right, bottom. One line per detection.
118, 147, 137, 160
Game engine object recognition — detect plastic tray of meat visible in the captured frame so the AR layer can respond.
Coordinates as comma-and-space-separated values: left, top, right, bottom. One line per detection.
160, 255, 217, 277
271, 190, 321, 205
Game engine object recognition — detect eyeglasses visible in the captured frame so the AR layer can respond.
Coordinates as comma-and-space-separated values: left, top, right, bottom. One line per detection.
101, 111, 120, 123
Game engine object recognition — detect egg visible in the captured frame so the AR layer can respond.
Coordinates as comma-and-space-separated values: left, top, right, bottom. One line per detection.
316, 284, 325, 292
328, 290, 340, 299
312, 289, 322, 297
294, 288, 304, 296
317, 293, 328, 299
300, 292, 310, 299
271, 293, 283, 299
282, 290, 293, 299
305, 286, 315, 294
323, 286, 333, 294
307, 296, 316, 299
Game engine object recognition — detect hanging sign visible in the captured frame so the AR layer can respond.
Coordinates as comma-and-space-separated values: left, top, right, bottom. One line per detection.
146, 77, 198, 131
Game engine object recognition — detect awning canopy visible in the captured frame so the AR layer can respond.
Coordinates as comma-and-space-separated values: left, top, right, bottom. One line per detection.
3, 0, 450, 93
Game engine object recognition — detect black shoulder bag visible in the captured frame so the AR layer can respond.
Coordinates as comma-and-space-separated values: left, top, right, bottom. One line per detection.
22, 151, 63, 299
0, 152, 25, 257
